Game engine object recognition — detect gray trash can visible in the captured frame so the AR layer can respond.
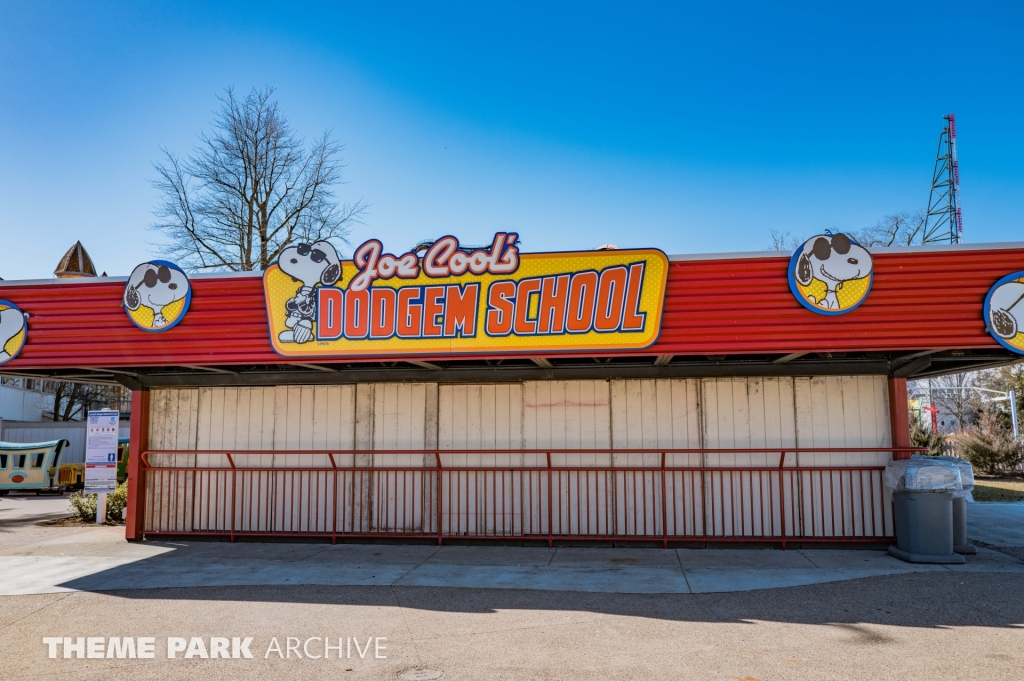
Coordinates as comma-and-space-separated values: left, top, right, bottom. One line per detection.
884, 459, 966, 565
913, 454, 977, 554
888, 490, 964, 564
951, 495, 977, 555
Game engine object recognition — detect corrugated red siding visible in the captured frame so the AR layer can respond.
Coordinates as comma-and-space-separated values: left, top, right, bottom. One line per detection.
2, 247, 1020, 369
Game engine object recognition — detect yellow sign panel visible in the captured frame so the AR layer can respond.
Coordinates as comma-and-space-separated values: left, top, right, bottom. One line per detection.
263, 234, 668, 358
0, 300, 28, 366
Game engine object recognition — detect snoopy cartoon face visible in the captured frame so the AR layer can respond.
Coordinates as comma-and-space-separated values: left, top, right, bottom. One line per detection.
123, 261, 192, 331
278, 241, 342, 289
275, 241, 341, 345
984, 273, 1024, 353
790, 233, 874, 314
0, 300, 28, 364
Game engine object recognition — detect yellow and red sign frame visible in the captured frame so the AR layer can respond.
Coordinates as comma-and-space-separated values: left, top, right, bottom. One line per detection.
263, 234, 668, 358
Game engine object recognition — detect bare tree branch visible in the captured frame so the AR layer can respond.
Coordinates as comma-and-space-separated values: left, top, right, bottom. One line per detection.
852, 210, 926, 248
40, 381, 129, 421
150, 87, 366, 271
764, 230, 801, 251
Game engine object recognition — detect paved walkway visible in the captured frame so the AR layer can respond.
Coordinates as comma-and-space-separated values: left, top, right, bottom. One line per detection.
967, 502, 1024, 545
2, 495, 1022, 596
2, 496, 1024, 680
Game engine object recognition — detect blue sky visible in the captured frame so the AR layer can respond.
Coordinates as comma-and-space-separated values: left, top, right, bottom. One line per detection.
1, 1, 1022, 279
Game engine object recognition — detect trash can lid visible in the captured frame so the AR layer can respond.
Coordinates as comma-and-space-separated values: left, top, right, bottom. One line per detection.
885, 459, 962, 492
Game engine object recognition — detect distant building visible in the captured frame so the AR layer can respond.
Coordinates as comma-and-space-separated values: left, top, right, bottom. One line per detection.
54, 241, 98, 279
0, 377, 50, 421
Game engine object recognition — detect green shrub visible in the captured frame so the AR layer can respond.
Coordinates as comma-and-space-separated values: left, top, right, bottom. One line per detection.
68, 482, 128, 522
68, 490, 97, 520
910, 420, 948, 456
950, 411, 1024, 476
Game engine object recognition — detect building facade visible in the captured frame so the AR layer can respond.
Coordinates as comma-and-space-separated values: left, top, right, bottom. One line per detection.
0, 236, 1021, 546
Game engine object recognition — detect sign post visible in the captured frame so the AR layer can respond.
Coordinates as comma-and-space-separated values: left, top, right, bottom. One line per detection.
85, 410, 119, 524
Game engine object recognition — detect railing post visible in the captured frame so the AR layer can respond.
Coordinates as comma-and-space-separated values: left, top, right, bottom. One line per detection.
328, 453, 338, 545
661, 451, 669, 549
226, 452, 236, 543
125, 389, 150, 541
778, 451, 787, 551
435, 452, 444, 546
547, 452, 553, 548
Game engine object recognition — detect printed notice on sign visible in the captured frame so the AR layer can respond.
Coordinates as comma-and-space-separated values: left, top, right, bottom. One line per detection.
263, 233, 669, 358
85, 410, 119, 494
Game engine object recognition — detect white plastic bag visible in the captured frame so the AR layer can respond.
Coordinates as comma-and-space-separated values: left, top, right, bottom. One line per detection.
885, 458, 962, 492
913, 454, 974, 498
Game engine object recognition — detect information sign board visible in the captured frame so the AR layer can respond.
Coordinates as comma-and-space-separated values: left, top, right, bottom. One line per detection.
85, 410, 120, 494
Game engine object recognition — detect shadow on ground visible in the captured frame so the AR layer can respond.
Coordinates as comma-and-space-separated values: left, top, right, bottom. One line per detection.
73, 571, 1024, 631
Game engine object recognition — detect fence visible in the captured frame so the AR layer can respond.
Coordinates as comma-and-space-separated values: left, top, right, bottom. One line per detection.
139, 448, 922, 547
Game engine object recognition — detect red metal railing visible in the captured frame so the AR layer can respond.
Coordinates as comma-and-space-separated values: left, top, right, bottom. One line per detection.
139, 448, 923, 547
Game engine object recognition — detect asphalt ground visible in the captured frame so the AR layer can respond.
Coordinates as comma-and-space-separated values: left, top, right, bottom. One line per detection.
1, 495, 1022, 680
4, 573, 1023, 680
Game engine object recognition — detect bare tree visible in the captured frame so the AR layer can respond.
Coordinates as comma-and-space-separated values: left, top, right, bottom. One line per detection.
852, 210, 925, 248
42, 381, 129, 421
976, 363, 1024, 431
765, 230, 801, 251
927, 372, 984, 432
765, 210, 927, 252
151, 87, 365, 271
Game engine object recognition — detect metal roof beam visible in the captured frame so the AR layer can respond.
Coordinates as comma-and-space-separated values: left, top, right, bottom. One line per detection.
137, 359, 893, 388
182, 365, 237, 374
293, 364, 338, 373
772, 352, 807, 364
891, 356, 932, 378
407, 360, 442, 370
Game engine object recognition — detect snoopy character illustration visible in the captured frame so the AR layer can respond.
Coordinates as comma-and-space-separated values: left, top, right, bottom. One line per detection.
123, 261, 191, 330
0, 302, 28, 364
987, 277, 1024, 343
277, 241, 341, 344
793, 233, 873, 311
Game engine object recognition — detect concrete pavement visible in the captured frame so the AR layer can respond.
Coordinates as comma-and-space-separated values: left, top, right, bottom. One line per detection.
1, 495, 1023, 596
967, 502, 1024, 546
2, 571, 1023, 680
1, 494, 1023, 680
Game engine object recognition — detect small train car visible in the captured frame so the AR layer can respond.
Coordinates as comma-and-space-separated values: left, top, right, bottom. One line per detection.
58, 462, 84, 490
116, 437, 130, 484
0, 440, 70, 495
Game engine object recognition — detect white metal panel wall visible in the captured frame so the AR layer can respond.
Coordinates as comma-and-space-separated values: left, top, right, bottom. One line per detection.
524, 380, 611, 462
440, 383, 523, 458
792, 376, 892, 537
701, 377, 797, 464
611, 379, 701, 461
794, 376, 891, 463
147, 389, 199, 533
437, 381, 613, 537
439, 383, 525, 536
148, 386, 360, 533
149, 378, 889, 458
365, 383, 432, 532
609, 379, 702, 537
145, 376, 891, 538
700, 378, 797, 537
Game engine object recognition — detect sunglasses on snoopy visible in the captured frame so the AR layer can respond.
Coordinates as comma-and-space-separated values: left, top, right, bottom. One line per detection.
811, 233, 854, 260
142, 265, 174, 288
295, 243, 329, 263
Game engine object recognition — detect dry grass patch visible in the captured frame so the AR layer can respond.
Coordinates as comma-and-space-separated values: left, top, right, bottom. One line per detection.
973, 477, 1024, 503
36, 516, 124, 527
